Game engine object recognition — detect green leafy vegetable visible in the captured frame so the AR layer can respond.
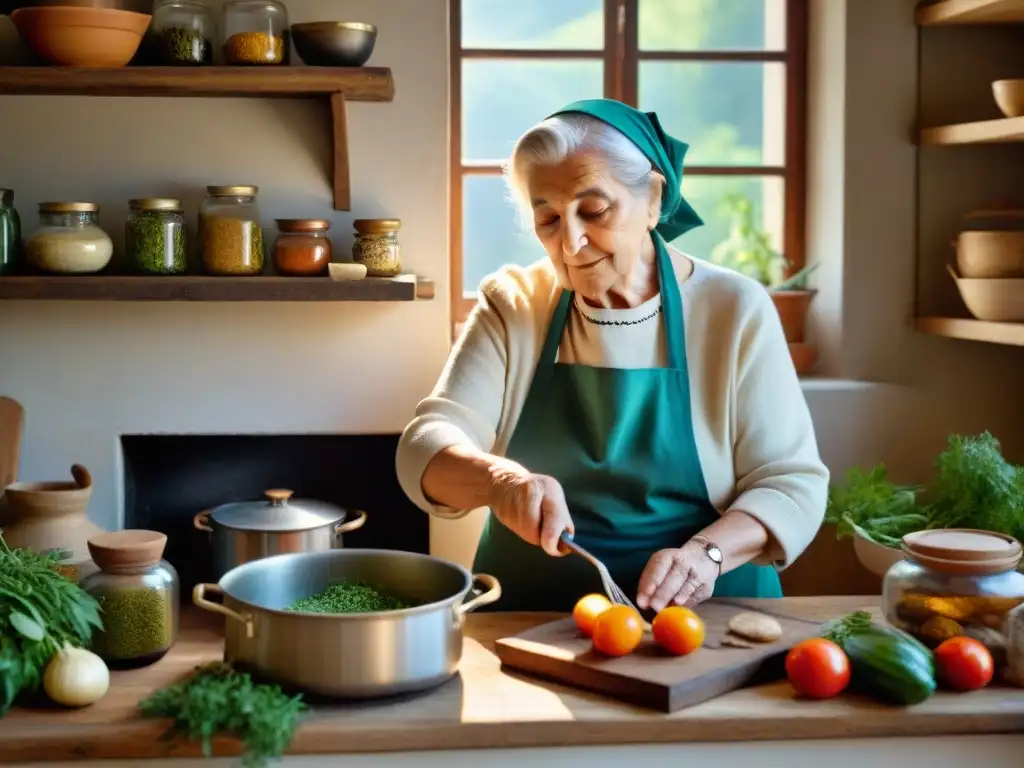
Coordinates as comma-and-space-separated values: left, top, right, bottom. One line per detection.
0, 530, 103, 716
139, 662, 306, 767
825, 431, 1024, 548
286, 581, 412, 614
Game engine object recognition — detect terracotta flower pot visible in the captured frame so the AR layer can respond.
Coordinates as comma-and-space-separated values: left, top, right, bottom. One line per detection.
770, 289, 817, 374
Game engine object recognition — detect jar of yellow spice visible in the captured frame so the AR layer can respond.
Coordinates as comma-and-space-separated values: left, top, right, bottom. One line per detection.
199, 185, 265, 275
222, 0, 288, 65
352, 218, 402, 277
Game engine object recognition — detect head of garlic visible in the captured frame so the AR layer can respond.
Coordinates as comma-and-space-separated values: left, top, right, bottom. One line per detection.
43, 645, 110, 708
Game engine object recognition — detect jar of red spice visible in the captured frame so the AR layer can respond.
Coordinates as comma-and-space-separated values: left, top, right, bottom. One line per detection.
273, 218, 332, 276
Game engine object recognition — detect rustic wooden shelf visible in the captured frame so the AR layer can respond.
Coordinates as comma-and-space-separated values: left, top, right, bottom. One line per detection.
919, 115, 1024, 145
0, 274, 434, 302
916, 0, 1024, 26
0, 66, 396, 211
914, 316, 1024, 345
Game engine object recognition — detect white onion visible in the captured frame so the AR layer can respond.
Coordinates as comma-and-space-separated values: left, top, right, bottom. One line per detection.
43, 645, 110, 707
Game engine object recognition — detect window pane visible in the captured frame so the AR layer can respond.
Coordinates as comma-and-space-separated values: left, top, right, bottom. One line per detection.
638, 0, 786, 51
639, 61, 785, 166
462, 59, 604, 161
462, 175, 547, 296
670, 175, 786, 279
462, 0, 605, 50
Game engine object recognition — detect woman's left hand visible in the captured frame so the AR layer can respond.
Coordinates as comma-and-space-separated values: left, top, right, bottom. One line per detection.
636, 540, 719, 612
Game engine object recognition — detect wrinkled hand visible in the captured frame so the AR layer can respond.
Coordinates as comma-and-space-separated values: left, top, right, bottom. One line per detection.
636, 540, 719, 612
487, 463, 574, 556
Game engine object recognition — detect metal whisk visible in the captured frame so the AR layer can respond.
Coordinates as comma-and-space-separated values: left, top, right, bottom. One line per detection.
560, 531, 646, 621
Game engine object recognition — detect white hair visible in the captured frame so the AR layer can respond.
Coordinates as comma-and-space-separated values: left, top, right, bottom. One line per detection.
504, 114, 657, 226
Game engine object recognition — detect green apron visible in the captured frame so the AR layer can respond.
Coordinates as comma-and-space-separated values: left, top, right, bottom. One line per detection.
472, 233, 782, 612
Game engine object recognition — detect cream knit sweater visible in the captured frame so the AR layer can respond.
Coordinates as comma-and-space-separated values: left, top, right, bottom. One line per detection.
396, 248, 829, 569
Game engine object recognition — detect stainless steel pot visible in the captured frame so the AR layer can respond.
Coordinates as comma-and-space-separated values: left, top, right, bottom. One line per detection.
193, 549, 501, 698
193, 489, 367, 579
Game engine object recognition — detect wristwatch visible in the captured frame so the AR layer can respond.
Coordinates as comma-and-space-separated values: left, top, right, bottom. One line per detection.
692, 535, 724, 575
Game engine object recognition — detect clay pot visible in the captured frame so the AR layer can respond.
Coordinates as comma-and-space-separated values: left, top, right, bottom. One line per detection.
770, 289, 817, 375
1, 463, 102, 578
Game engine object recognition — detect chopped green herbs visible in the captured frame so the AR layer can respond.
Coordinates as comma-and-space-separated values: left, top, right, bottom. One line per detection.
139, 662, 305, 767
0, 531, 103, 715
126, 209, 187, 275
286, 581, 412, 614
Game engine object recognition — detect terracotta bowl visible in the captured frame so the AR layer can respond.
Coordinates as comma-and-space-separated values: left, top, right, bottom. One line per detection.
10, 6, 150, 67
852, 528, 906, 578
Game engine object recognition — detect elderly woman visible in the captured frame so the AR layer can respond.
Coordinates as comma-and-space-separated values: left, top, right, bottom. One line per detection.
397, 99, 829, 613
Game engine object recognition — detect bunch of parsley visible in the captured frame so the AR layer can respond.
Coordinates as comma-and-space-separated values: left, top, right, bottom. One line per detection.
826, 432, 1024, 546
0, 531, 103, 715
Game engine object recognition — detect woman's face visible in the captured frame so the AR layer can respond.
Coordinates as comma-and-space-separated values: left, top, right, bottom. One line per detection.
526, 151, 661, 303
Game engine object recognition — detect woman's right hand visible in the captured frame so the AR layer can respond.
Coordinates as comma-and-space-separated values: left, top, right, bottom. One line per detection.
487, 462, 574, 557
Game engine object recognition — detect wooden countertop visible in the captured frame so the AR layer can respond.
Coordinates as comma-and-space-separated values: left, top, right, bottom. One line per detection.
0, 596, 1021, 762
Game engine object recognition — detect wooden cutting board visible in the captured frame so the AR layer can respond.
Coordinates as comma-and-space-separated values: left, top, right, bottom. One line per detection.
494, 599, 824, 713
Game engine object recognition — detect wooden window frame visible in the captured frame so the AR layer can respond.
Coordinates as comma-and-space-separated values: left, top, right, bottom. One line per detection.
449, 0, 808, 328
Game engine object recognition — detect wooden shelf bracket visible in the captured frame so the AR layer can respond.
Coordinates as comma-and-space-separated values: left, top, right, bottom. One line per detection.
331, 92, 351, 211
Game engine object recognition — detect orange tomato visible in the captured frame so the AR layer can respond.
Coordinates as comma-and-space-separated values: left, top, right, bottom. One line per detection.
592, 605, 645, 657
651, 606, 705, 656
785, 638, 850, 699
573, 593, 613, 637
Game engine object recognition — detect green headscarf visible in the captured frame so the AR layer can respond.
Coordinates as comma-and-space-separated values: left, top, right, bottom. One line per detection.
548, 98, 703, 242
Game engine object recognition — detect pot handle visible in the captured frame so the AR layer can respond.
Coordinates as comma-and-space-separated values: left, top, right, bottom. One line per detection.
193, 583, 255, 639
194, 510, 213, 533
335, 510, 368, 536
457, 574, 502, 616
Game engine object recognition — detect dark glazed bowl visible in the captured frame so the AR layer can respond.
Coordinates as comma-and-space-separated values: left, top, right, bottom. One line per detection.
290, 21, 376, 67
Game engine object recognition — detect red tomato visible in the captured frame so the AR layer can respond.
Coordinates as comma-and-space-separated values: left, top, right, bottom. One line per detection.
935, 637, 994, 691
785, 638, 851, 699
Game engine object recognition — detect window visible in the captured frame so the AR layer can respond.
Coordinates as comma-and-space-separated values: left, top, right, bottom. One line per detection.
450, 0, 808, 326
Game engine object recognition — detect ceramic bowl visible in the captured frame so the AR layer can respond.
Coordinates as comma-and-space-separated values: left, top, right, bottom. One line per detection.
954, 229, 1024, 278
11, 6, 150, 67
291, 21, 377, 67
993, 79, 1024, 118
947, 264, 1024, 322
852, 528, 906, 578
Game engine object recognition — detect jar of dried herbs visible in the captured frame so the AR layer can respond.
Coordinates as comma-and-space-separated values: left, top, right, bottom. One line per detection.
352, 219, 402, 277
80, 530, 180, 670
0, 188, 22, 276
126, 198, 188, 275
199, 185, 265, 276
149, 0, 216, 65
221, 0, 288, 65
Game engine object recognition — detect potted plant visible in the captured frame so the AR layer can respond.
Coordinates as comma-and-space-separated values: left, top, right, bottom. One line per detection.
709, 192, 819, 374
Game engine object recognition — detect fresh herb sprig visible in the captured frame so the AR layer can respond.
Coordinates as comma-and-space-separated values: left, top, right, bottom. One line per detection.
0, 531, 103, 715
139, 662, 306, 767
286, 581, 411, 614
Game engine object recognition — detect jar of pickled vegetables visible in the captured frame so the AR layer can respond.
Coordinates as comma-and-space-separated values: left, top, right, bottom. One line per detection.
199, 185, 264, 276
81, 530, 180, 670
882, 529, 1024, 667
221, 0, 288, 65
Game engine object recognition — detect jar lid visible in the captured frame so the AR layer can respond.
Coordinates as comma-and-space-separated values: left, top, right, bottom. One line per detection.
275, 218, 331, 232
354, 218, 401, 234
39, 202, 98, 213
902, 528, 1023, 575
207, 489, 347, 532
87, 530, 167, 575
130, 198, 182, 211
207, 185, 259, 197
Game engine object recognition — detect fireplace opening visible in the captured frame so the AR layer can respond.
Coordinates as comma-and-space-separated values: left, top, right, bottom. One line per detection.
121, 434, 429, 598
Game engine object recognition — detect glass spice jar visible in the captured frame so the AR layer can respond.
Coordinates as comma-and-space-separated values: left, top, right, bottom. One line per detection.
126, 198, 188, 275
273, 218, 331, 276
352, 218, 402, 277
0, 188, 22, 276
882, 529, 1024, 666
81, 530, 180, 670
221, 0, 288, 65
1006, 601, 1024, 687
25, 202, 113, 274
150, 0, 216, 65
199, 185, 265, 276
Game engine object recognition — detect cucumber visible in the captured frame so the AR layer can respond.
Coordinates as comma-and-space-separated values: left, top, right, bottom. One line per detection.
823, 612, 937, 706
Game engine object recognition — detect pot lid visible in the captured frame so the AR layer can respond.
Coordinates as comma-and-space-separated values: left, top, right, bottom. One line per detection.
208, 489, 347, 532
902, 528, 1023, 576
